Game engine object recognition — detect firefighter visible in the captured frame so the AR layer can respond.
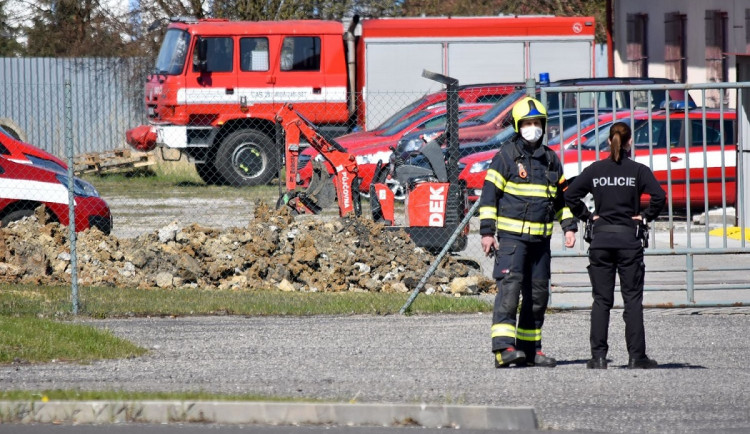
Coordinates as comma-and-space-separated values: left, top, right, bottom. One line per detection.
479, 96, 577, 368
564, 121, 666, 369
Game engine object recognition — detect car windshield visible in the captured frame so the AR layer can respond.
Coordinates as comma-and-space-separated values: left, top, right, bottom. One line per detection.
379, 110, 434, 136
372, 94, 444, 132
476, 90, 525, 123
547, 116, 602, 146
488, 126, 515, 145
154, 29, 190, 75
26, 154, 66, 173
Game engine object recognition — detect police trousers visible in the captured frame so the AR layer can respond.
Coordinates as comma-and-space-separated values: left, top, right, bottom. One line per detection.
587, 248, 647, 360
491, 237, 551, 355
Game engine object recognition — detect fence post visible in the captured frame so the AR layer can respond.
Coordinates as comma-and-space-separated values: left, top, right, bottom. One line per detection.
65, 80, 79, 315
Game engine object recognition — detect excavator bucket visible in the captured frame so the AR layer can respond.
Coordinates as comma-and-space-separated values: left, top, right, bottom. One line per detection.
302, 159, 337, 211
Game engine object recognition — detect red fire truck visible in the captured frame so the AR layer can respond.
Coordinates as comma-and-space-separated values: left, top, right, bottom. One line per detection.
126, 15, 595, 187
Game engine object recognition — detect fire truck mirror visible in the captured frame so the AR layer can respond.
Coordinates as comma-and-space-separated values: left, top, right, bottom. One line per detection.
194, 37, 208, 72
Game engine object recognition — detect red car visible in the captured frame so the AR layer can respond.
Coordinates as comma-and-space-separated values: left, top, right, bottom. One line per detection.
350, 82, 521, 136
0, 155, 112, 233
0, 125, 68, 173
561, 109, 737, 210
461, 109, 737, 209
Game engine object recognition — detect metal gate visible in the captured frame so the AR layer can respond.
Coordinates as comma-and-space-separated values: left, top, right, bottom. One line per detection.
539, 82, 750, 308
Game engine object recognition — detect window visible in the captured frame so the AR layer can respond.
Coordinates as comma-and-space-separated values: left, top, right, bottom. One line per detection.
635, 119, 682, 149
705, 10, 728, 107
690, 119, 735, 145
665, 12, 687, 83
627, 13, 649, 77
240, 37, 269, 72
746, 9, 750, 53
194, 37, 233, 73
280, 37, 321, 72
155, 29, 190, 75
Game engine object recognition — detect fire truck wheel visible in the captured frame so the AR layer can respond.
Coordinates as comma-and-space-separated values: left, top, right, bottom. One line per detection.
215, 129, 279, 187
195, 162, 228, 185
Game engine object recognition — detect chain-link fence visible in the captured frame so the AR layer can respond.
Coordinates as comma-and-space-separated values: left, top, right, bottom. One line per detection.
1, 64, 749, 311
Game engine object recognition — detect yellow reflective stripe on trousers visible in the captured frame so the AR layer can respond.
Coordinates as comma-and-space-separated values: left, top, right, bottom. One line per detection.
491, 323, 516, 339
496, 216, 554, 236
479, 206, 497, 220
516, 327, 541, 342
555, 207, 574, 221
503, 181, 556, 198
485, 169, 506, 190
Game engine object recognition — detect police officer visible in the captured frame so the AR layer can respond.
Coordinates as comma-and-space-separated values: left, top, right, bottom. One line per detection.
564, 121, 666, 369
480, 96, 577, 368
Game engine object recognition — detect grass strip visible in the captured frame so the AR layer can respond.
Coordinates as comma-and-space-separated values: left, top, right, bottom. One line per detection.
0, 284, 489, 364
0, 316, 146, 364
0, 284, 492, 318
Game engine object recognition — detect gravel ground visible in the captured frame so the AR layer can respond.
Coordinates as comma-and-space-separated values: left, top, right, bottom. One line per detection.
3, 309, 750, 433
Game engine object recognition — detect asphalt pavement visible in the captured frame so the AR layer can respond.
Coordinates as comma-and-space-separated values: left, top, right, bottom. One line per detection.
2, 308, 750, 433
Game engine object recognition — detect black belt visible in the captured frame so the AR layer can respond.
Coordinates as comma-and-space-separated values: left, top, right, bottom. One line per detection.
593, 224, 634, 234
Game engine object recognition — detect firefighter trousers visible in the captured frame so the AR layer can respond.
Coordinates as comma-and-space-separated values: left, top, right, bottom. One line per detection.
490, 237, 551, 356
587, 247, 647, 360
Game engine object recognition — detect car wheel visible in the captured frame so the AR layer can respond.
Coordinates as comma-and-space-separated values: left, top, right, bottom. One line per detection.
1, 208, 36, 227
215, 129, 279, 187
385, 178, 406, 201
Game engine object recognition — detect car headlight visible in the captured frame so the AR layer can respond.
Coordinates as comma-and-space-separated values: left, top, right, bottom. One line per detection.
355, 150, 392, 166
55, 174, 101, 197
469, 160, 491, 174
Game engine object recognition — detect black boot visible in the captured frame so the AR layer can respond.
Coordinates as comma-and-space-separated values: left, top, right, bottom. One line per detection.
628, 357, 658, 369
494, 347, 526, 368
587, 357, 608, 369
524, 351, 557, 367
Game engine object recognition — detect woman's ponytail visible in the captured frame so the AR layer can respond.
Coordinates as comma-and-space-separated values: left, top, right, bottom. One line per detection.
609, 121, 632, 163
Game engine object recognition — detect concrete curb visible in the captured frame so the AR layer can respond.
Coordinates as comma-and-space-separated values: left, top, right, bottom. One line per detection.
0, 400, 538, 430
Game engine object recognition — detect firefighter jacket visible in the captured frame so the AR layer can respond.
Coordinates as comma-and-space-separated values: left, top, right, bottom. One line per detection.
564, 157, 666, 249
479, 136, 577, 242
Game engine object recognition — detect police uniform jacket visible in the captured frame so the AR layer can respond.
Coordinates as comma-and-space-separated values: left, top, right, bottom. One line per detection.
479, 136, 577, 242
565, 157, 666, 249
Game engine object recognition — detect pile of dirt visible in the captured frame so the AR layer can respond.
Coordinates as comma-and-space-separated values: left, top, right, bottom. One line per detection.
0, 203, 495, 295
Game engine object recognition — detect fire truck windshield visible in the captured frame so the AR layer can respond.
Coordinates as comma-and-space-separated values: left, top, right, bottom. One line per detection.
155, 29, 190, 75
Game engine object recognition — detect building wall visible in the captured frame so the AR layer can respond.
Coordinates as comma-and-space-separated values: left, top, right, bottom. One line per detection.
614, 0, 750, 107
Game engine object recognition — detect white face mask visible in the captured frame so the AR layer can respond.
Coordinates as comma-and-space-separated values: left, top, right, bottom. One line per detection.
520, 125, 543, 142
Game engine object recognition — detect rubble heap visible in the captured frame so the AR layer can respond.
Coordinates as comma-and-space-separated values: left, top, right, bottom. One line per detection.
0, 203, 495, 295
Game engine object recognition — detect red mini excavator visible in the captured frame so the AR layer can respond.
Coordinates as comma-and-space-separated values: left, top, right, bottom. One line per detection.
274, 71, 468, 254
275, 103, 361, 217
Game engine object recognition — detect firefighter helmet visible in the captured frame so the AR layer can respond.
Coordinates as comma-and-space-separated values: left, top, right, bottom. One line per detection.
511, 96, 548, 133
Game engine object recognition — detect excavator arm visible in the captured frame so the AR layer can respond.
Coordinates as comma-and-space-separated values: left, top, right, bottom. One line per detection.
275, 103, 361, 217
